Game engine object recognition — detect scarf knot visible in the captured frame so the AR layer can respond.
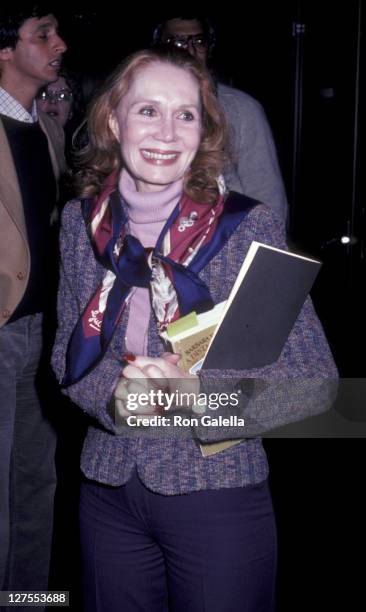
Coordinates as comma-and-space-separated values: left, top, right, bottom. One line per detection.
62, 176, 257, 385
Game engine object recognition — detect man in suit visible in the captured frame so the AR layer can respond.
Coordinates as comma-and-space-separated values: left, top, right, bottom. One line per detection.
0, 4, 66, 598
153, 15, 289, 226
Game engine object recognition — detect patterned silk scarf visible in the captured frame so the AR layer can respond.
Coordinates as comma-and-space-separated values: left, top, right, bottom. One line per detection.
62, 174, 257, 385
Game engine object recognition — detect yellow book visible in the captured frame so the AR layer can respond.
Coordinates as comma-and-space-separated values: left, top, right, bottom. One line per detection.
163, 302, 226, 374
162, 302, 242, 457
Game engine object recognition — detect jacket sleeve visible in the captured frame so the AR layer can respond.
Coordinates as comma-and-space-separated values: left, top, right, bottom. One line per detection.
193, 205, 338, 442
195, 299, 338, 442
51, 201, 122, 433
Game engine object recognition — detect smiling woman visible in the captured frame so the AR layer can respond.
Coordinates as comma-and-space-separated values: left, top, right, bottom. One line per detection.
52, 45, 337, 612
107, 61, 202, 192
75, 46, 226, 204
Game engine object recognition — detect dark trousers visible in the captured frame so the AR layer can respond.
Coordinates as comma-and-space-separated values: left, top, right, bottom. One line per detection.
0, 315, 57, 604
80, 469, 277, 612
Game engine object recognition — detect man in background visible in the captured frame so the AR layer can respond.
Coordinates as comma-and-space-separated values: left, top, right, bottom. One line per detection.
0, 3, 66, 601
153, 15, 288, 225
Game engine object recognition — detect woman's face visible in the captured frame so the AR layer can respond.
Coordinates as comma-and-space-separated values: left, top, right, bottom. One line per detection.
109, 61, 202, 192
37, 76, 73, 128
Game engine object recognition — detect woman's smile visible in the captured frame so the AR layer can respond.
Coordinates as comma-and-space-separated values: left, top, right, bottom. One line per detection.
140, 148, 181, 165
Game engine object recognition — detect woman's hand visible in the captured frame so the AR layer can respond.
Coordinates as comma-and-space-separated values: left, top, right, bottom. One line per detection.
114, 353, 199, 420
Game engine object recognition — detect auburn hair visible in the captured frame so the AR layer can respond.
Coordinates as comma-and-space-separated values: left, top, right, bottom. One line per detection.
74, 46, 228, 205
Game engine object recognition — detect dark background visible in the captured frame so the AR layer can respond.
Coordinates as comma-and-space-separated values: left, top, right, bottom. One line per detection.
48, 2, 365, 610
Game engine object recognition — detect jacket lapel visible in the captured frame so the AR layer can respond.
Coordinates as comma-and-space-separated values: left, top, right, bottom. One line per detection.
0, 118, 26, 237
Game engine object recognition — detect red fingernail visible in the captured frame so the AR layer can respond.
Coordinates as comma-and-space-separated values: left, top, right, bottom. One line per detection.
123, 353, 136, 362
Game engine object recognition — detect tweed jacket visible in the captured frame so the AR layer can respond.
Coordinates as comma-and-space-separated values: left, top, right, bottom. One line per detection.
52, 195, 338, 495
0, 111, 65, 326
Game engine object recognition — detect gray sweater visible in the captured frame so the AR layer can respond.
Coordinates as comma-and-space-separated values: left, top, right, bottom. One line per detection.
52, 196, 337, 494
218, 83, 288, 223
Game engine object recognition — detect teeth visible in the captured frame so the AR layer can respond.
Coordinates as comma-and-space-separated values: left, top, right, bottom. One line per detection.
50, 60, 60, 67
142, 150, 178, 160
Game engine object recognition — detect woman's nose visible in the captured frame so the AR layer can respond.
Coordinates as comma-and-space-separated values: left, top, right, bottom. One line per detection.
155, 115, 176, 142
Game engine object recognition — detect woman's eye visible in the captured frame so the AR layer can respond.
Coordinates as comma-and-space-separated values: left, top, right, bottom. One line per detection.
180, 111, 195, 121
139, 107, 156, 117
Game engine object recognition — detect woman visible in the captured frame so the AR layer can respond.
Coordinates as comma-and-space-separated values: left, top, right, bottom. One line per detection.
37, 68, 86, 162
37, 73, 74, 129
52, 47, 337, 611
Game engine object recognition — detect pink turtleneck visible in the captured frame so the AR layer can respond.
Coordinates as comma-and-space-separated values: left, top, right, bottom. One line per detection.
119, 169, 183, 355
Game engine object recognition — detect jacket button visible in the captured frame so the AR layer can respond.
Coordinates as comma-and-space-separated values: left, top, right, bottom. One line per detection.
2, 309, 11, 318
17, 271, 25, 280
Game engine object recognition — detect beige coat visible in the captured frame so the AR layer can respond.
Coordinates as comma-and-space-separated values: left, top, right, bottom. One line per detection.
0, 111, 66, 326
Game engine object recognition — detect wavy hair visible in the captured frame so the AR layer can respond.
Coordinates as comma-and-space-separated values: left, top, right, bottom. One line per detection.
74, 46, 228, 205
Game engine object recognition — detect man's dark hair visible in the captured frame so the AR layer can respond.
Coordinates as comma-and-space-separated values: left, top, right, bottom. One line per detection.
0, 3, 54, 50
152, 15, 216, 53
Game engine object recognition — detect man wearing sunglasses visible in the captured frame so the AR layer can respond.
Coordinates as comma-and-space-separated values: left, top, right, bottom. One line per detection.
153, 15, 288, 225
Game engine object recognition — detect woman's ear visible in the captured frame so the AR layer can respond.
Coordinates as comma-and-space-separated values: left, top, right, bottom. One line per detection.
108, 113, 120, 142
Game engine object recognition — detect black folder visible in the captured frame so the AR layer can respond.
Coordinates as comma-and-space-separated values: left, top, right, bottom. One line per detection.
201, 242, 321, 370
